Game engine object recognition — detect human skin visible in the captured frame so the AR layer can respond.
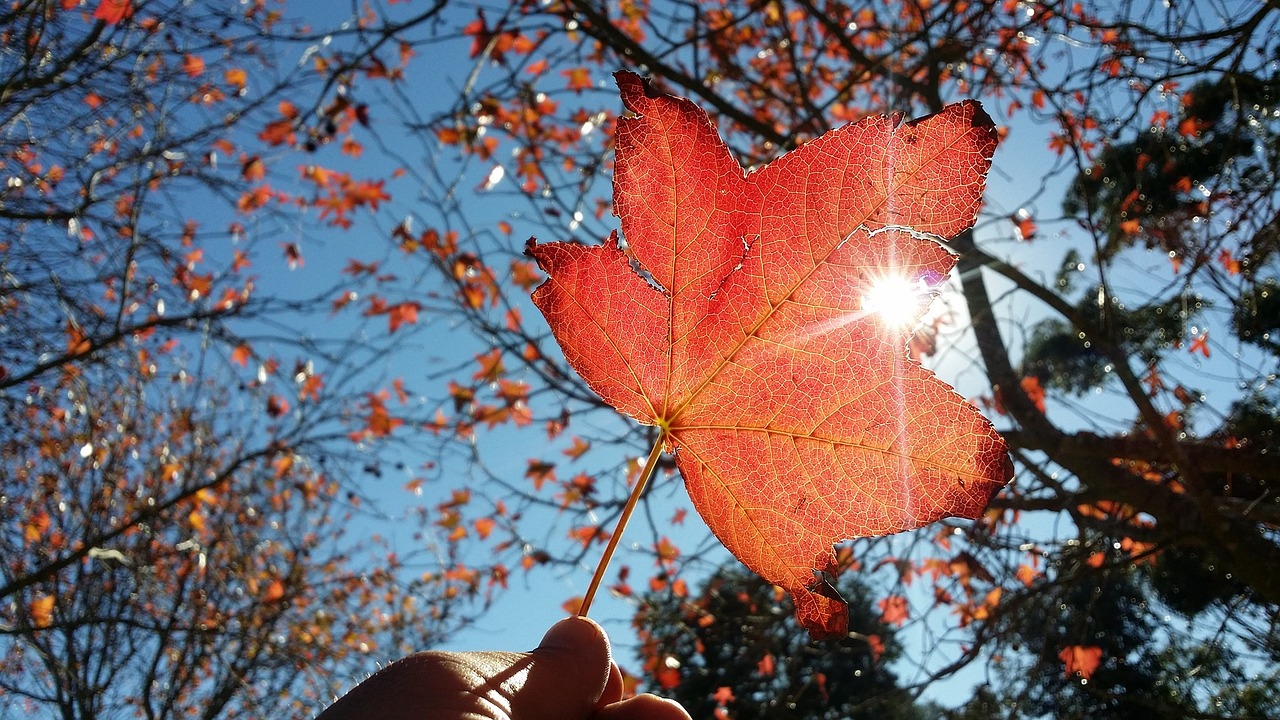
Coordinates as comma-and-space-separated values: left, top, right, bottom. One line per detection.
316, 617, 691, 720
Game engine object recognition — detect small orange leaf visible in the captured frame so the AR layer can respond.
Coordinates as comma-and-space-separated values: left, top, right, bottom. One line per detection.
66, 321, 91, 355
225, 67, 247, 89
473, 349, 505, 383
526, 459, 556, 491
266, 395, 289, 417
1059, 645, 1103, 680
262, 578, 286, 603
563, 436, 591, 460
878, 595, 910, 626
1011, 210, 1037, 241
272, 454, 294, 479
570, 525, 610, 548
24, 511, 50, 543
867, 634, 885, 662
756, 653, 775, 677
1021, 376, 1047, 413
30, 595, 56, 628
362, 393, 403, 437
510, 260, 542, 291
562, 67, 592, 93
386, 301, 421, 332
242, 156, 265, 181
182, 54, 205, 78
1016, 563, 1039, 586
1189, 330, 1210, 358
1217, 249, 1241, 275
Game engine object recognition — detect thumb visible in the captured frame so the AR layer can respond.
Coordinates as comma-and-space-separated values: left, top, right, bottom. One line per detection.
594, 694, 693, 720
510, 616, 615, 720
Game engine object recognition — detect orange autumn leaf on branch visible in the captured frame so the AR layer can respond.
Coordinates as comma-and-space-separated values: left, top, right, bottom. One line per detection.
527, 72, 1011, 639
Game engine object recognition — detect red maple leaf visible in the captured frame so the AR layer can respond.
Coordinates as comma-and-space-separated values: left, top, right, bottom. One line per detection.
528, 73, 1010, 638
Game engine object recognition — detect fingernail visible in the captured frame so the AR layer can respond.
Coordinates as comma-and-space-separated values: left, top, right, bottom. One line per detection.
538, 615, 606, 652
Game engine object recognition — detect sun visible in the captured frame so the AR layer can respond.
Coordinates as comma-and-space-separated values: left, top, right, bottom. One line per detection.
861, 274, 928, 330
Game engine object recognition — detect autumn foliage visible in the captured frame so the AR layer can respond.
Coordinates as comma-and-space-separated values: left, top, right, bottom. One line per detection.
0, 2, 484, 717
4, 1, 1280, 718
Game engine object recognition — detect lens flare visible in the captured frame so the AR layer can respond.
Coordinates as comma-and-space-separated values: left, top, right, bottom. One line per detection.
861, 275, 927, 330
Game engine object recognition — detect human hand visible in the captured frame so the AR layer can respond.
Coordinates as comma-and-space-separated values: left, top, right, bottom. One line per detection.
315, 616, 691, 720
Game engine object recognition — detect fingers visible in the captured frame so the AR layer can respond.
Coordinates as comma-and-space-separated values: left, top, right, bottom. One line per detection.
594, 694, 694, 720
510, 616, 615, 720
314, 650, 527, 720
524, 617, 691, 720
313, 616, 691, 720
596, 659, 626, 709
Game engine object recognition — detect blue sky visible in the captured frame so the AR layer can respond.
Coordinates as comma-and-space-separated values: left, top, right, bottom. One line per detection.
218, 0, 1271, 705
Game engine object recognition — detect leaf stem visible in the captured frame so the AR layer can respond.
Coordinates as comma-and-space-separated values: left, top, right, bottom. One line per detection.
577, 430, 666, 618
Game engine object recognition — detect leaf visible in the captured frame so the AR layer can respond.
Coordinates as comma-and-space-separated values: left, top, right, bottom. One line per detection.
385, 301, 421, 332
1058, 645, 1103, 680
262, 578, 286, 604
29, 595, 55, 628
878, 594, 910, 626
93, 0, 131, 24
1189, 329, 1210, 357
528, 72, 1010, 638
562, 67, 592, 93
525, 459, 556, 491
563, 436, 592, 460
242, 155, 265, 181
756, 653, 775, 677
867, 634, 886, 663
225, 67, 247, 90
362, 393, 402, 437
1011, 210, 1037, 241
182, 54, 205, 78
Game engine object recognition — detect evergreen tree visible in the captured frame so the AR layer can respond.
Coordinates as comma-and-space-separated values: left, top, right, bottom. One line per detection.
634, 565, 936, 720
